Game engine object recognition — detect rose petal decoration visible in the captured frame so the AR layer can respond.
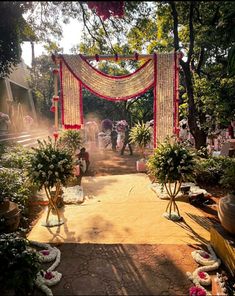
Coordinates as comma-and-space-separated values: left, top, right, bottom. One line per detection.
44, 271, 54, 280
40, 250, 50, 256
198, 271, 206, 279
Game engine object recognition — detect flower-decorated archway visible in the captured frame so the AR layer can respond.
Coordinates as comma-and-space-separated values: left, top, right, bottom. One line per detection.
52, 52, 182, 147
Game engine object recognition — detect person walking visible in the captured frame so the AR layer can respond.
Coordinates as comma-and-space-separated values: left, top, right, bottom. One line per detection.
120, 125, 133, 155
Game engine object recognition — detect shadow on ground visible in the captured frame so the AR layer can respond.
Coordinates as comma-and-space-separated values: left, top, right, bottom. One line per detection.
34, 243, 198, 296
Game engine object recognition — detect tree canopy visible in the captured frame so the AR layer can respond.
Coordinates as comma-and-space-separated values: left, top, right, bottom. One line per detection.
2, 1, 234, 149
76, 1, 235, 148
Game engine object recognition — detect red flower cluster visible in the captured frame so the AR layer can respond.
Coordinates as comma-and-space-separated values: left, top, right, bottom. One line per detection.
41, 250, 50, 256
189, 286, 206, 296
87, 1, 124, 20
198, 271, 206, 279
200, 252, 210, 259
44, 271, 54, 280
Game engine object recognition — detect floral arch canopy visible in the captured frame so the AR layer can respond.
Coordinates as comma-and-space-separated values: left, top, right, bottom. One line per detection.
57, 52, 180, 147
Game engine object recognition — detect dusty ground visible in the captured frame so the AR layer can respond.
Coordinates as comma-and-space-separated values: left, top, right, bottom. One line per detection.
25, 147, 232, 296
27, 146, 225, 232
87, 147, 225, 223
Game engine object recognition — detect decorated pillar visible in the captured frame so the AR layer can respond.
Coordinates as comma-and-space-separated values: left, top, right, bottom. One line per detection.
52, 68, 59, 140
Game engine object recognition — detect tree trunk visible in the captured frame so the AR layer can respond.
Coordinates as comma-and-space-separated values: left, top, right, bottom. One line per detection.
170, 1, 207, 150
181, 62, 207, 149
194, 129, 207, 150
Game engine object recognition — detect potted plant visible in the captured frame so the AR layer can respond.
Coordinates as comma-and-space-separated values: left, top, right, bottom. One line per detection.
0, 168, 31, 232
27, 137, 74, 227
147, 138, 195, 220
0, 232, 41, 296
130, 122, 152, 172
58, 129, 83, 155
218, 161, 235, 234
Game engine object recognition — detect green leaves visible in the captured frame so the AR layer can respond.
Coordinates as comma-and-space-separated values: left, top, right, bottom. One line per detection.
0, 168, 31, 209
28, 137, 74, 189
228, 45, 235, 76
147, 138, 195, 185
58, 129, 82, 155
129, 121, 152, 156
0, 233, 41, 294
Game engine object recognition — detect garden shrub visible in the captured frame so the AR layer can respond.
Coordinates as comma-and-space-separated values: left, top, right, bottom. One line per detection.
195, 156, 235, 186
0, 143, 32, 169
58, 129, 82, 155
129, 121, 152, 157
0, 168, 31, 214
0, 142, 6, 157
0, 232, 41, 295
219, 160, 235, 193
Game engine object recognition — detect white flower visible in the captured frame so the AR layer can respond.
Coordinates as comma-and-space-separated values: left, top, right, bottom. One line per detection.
52, 155, 56, 159
30, 241, 62, 296
55, 172, 59, 177
38, 164, 43, 169
49, 165, 54, 169
187, 244, 221, 296
48, 171, 52, 175
42, 172, 46, 177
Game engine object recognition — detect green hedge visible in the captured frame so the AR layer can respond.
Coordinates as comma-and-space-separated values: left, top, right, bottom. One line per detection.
195, 156, 235, 187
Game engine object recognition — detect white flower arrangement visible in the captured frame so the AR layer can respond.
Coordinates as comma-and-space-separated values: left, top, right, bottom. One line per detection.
30, 241, 62, 296
39, 247, 58, 263
36, 270, 62, 287
191, 244, 219, 266
187, 244, 221, 296
215, 273, 228, 295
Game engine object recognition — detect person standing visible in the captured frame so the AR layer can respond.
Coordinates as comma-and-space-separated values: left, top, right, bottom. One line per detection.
120, 125, 133, 155
111, 127, 118, 151
76, 147, 90, 186
228, 122, 234, 139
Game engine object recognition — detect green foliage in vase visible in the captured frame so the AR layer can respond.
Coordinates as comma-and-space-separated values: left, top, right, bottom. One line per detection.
28, 137, 74, 189
0, 232, 41, 295
58, 129, 83, 155
129, 122, 152, 157
147, 138, 195, 185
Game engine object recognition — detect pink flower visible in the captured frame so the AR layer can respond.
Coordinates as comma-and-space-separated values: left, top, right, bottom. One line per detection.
44, 271, 54, 280
200, 252, 210, 259
198, 272, 206, 279
189, 286, 206, 296
40, 250, 50, 256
